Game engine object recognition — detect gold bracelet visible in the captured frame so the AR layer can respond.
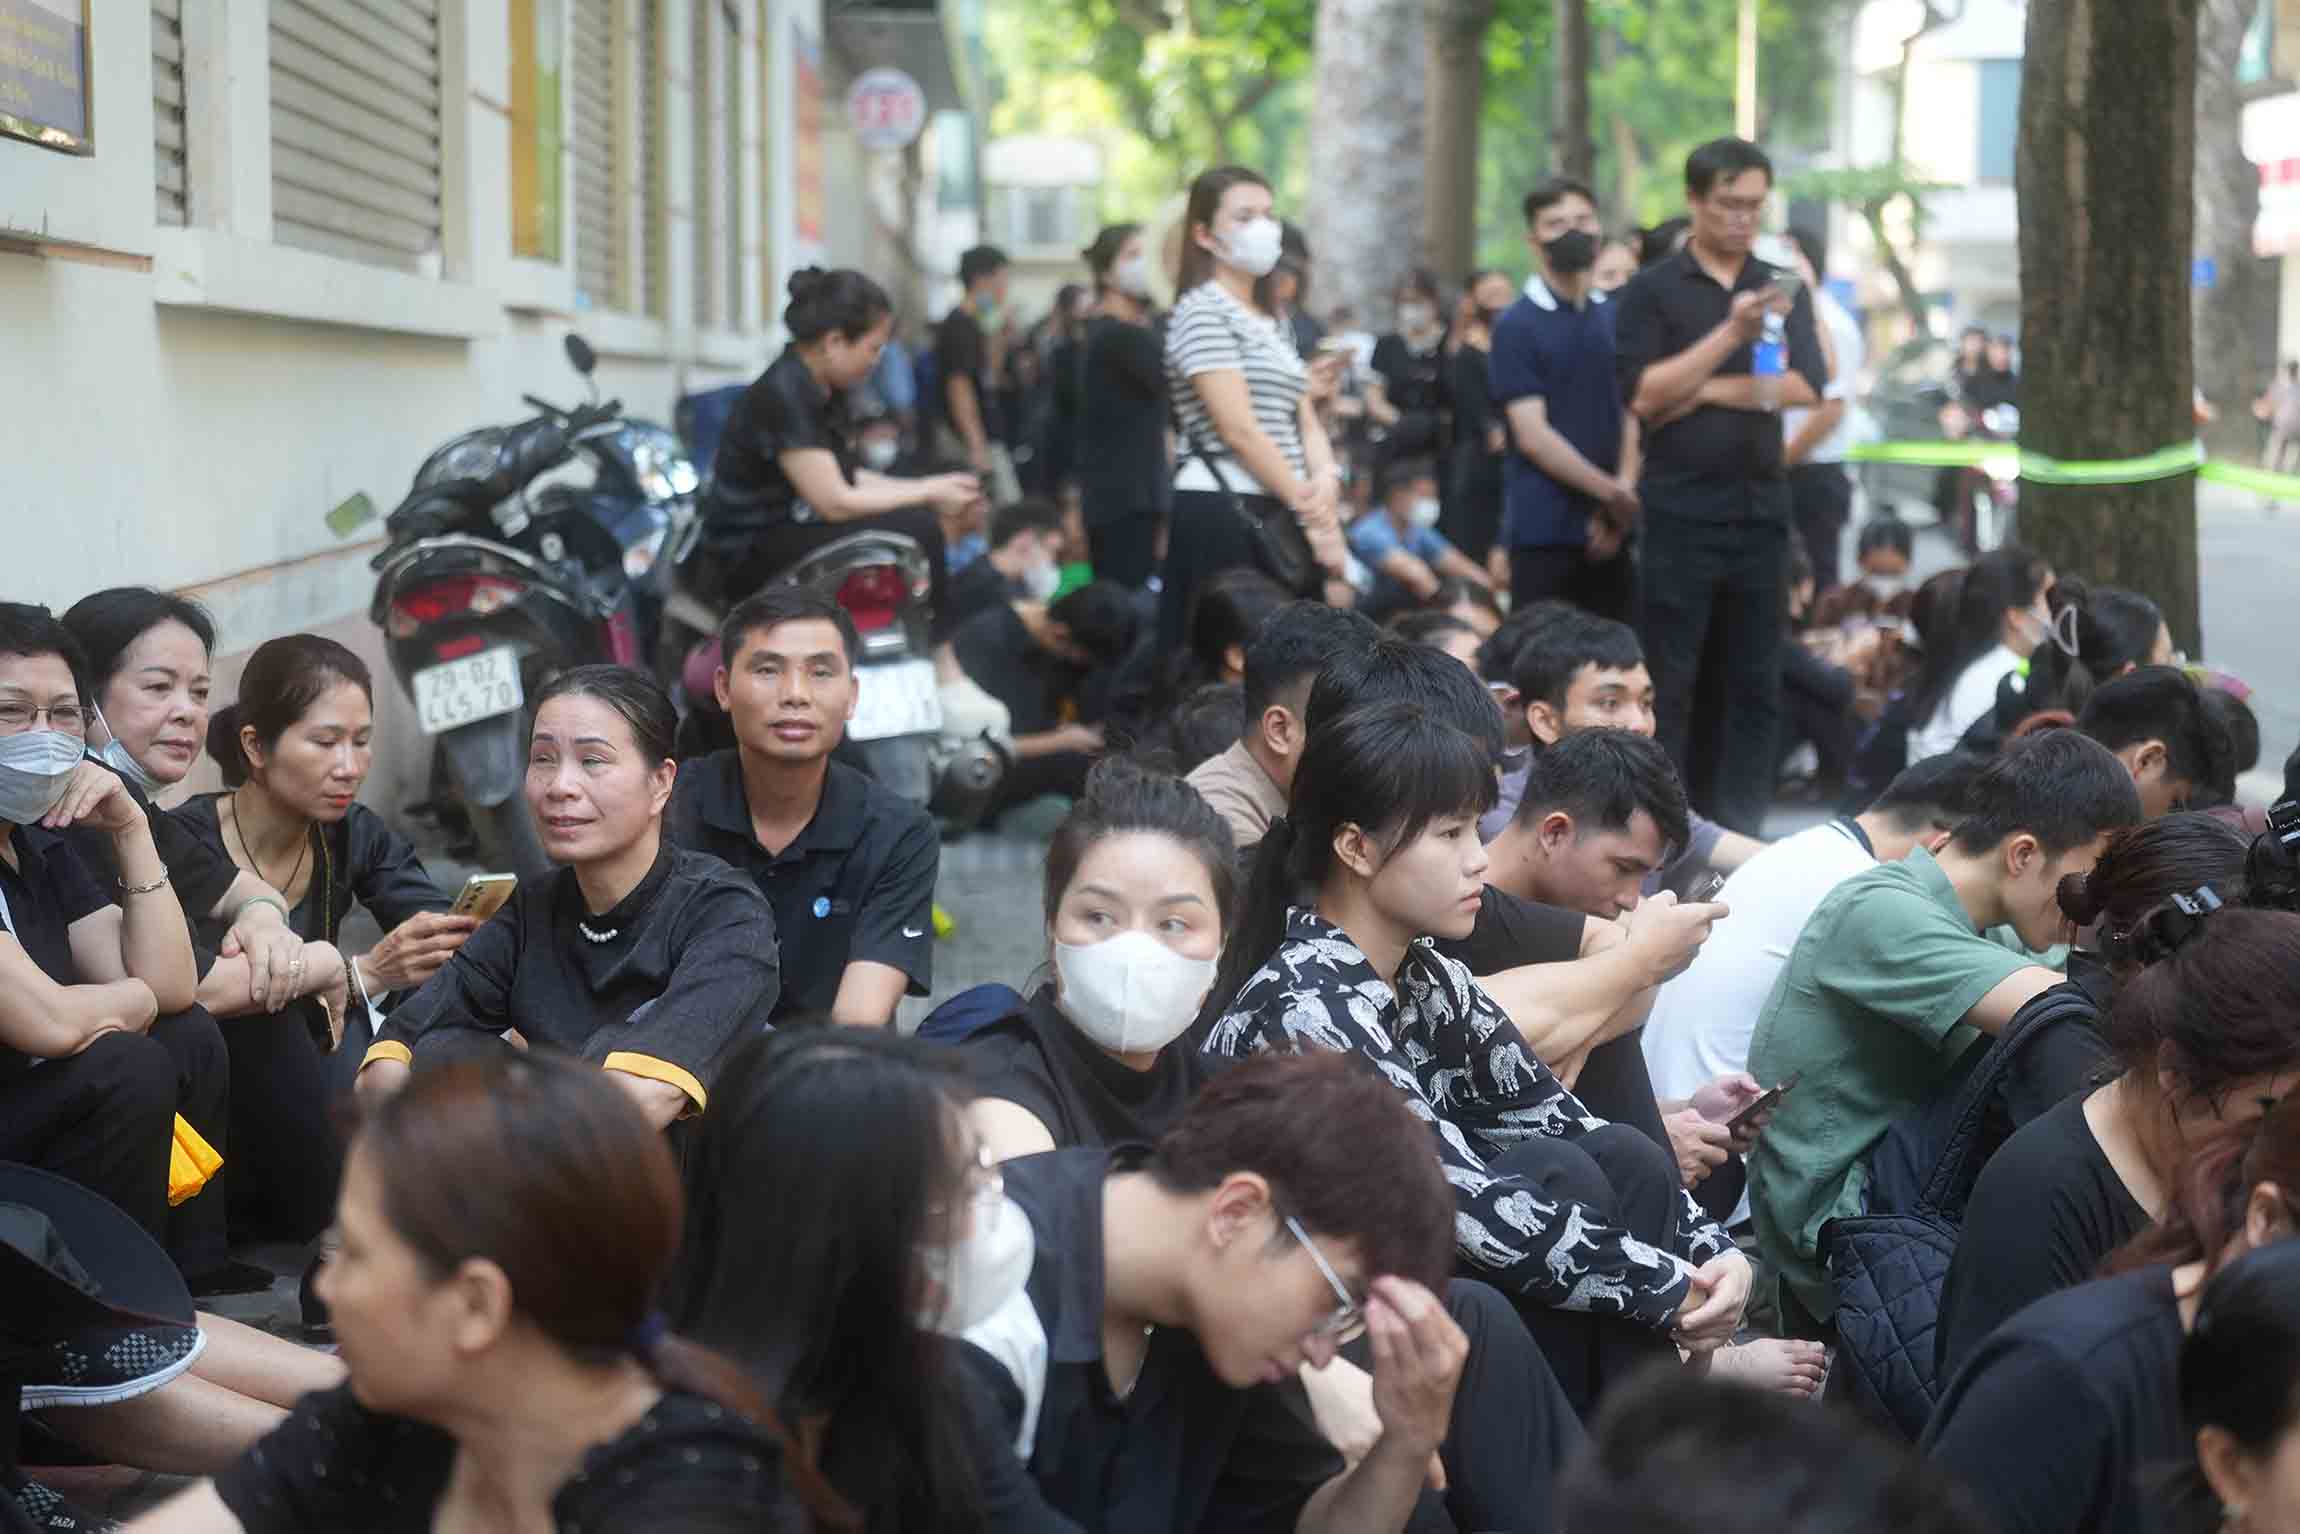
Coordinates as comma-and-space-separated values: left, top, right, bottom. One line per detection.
117, 873, 171, 897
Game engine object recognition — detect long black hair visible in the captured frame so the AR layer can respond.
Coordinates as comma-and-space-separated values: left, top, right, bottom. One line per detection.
2175, 1241, 2300, 1534
207, 634, 372, 788
1213, 699, 1497, 1011
1907, 545, 2051, 727
668, 1029, 984, 1532
2021, 577, 2164, 719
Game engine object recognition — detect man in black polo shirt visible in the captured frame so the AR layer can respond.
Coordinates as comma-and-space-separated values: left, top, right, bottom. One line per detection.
1491, 176, 1643, 620
1614, 137, 1825, 835
666, 588, 937, 1027
0, 603, 234, 1282
959, 1051, 1466, 1533
936, 244, 1022, 503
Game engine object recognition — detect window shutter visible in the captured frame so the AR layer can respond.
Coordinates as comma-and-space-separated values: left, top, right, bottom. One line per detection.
268, 0, 445, 272
691, 0, 715, 329
636, 0, 662, 317
571, 0, 618, 306
154, 0, 187, 227
722, 6, 740, 327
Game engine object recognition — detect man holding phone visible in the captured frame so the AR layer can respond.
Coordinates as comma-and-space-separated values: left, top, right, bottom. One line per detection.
1613, 137, 1826, 837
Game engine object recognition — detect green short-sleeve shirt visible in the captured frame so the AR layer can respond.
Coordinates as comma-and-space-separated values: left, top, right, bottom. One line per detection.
1746, 847, 2037, 1321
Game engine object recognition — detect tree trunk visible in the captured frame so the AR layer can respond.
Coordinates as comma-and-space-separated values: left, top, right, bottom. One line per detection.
2194, 0, 2269, 461
1553, 0, 1595, 187
1422, 0, 1496, 283
2016, 0, 2203, 653
1306, 0, 1427, 329
1602, 28, 1642, 218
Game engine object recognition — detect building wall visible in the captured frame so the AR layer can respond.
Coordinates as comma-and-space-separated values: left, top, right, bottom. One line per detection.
2, 0, 831, 816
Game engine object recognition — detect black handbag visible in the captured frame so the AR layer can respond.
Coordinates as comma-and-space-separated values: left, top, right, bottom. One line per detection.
1181, 436, 1323, 597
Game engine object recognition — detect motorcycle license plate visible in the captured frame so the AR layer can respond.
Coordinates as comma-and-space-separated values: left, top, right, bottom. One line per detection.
412, 648, 524, 736
849, 659, 942, 742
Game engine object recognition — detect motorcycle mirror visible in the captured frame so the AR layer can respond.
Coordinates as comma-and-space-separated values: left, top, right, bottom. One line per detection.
564, 334, 597, 376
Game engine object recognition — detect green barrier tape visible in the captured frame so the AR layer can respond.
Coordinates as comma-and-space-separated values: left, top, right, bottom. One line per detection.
1844, 437, 2300, 498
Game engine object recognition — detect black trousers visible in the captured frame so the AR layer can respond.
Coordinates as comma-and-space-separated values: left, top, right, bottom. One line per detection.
721, 506, 954, 644
1789, 462, 1853, 594
1374, 1280, 1585, 1534
1569, 1034, 1672, 1157
1638, 512, 1789, 835
1511, 543, 1636, 623
0, 1031, 176, 1238
1085, 511, 1160, 590
1486, 1126, 1685, 1419
1157, 487, 1275, 657
221, 1003, 345, 1246
147, 1008, 233, 1280
1444, 446, 1504, 563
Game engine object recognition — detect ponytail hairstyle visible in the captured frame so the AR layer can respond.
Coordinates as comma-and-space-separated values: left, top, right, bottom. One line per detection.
532, 665, 678, 764
783, 266, 893, 345
1212, 699, 1497, 1014
1907, 545, 2050, 727
2021, 578, 2165, 719
1177, 164, 1272, 293
207, 634, 371, 788
354, 1052, 857, 1527
2056, 812, 2249, 972
1082, 222, 1143, 295
1043, 756, 1239, 938
2108, 1069, 2300, 1278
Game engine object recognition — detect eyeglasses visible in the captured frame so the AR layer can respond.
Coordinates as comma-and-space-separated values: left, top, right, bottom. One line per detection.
1285, 1215, 1363, 1340
0, 701, 86, 733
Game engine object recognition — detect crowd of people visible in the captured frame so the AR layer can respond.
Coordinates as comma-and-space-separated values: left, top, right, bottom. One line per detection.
2, 128, 2292, 1534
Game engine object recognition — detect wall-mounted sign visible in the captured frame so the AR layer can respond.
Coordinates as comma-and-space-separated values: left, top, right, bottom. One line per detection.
846, 67, 926, 154
0, 0, 91, 154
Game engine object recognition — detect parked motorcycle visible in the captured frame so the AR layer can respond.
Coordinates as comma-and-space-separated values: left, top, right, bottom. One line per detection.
364, 335, 686, 875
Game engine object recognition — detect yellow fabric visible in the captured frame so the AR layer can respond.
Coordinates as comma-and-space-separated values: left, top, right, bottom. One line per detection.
360, 1039, 414, 1072
167, 1114, 222, 1206
602, 1052, 707, 1116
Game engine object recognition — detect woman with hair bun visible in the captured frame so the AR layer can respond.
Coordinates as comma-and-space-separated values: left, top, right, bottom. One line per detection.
1940, 873, 2300, 1379
699, 267, 983, 622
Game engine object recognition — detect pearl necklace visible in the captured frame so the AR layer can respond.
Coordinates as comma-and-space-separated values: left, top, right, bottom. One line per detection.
576, 918, 620, 944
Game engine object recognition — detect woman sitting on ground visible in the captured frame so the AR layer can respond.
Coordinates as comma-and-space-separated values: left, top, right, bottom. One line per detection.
670, 1029, 1058, 1531
1939, 885, 2300, 1378
171, 636, 467, 1246
355, 667, 778, 1130
2177, 1240, 2300, 1534
127, 1052, 815, 1532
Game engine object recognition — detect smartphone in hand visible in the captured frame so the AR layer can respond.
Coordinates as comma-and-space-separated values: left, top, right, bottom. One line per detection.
450, 873, 518, 923
1727, 1070, 1803, 1131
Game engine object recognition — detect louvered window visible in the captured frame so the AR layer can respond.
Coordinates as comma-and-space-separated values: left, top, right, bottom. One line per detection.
691, 0, 715, 328
722, 6, 741, 326
635, 0, 661, 317
268, 0, 445, 273
154, 0, 187, 227
571, 0, 618, 305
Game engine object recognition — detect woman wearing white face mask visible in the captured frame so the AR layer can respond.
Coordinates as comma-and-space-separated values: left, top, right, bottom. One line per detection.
1161, 166, 1354, 659
1907, 545, 2059, 762
671, 1028, 1066, 1532
1076, 222, 1172, 589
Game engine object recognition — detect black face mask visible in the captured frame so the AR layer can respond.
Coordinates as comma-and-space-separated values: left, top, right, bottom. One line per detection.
1543, 229, 1598, 275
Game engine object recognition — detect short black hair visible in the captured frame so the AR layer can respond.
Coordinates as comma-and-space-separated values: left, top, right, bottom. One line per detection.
1524, 176, 1599, 223
1308, 635, 1506, 757
1430, 578, 1502, 621
1948, 729, 2144, 856
1243, 601, 1379, 719
1866, 750, 1990, 831
1047, 580, 1140, 666
1384, 457, 1439, 490
719, 586, 860, 670
1387, 610, 1479, 653
1515, 727, 1690, 852
1857, 516, 1915, 561
1510, 610, 1646, 714
0, 602, 90, 703
958, 246, 1009, 287
989, 497, 1063, 550
1685, 136, 1774, 197
2200, 686, 2260, 806
2078, 666, 2235, 800
1477, 599, 1581, 684
60, 588, 217, 692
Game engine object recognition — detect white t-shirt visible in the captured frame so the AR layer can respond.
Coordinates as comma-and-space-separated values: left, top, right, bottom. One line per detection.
1908, 643, 2024, 761
1641, 818, 1877, 1225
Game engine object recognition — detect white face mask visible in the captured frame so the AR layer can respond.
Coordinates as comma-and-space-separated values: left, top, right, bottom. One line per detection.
1862, 574, 1906, 603
0, 729, 86, 826
919, 1191, 1035, 1336
1407, 496, 1442, 530
1114, 253, 1154, 299
860, 437, 900, 472
1398, 302, 1436, 333
1218, 216, 1284, 279
90, 705, 160, 794
1021, 558, 1062, 604
1054, 930, 1216, 1054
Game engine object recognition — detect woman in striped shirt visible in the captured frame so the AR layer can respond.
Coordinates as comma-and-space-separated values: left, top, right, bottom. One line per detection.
1159, 166, 1353, 654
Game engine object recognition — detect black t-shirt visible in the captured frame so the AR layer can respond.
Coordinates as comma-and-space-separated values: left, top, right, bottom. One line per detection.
0, 825, 114, 1081
937, 306, 1000, 440
172, 797, 449, 955
962, 986, 1211, 1148
371, 845, 779, 1113
662, 751, 937, 1023
61, 765, 240, 928
1076, 317, 1170, 518
948, 556, 1023, 631
953, 604, 1067, 737
1370, 331, 1450, 454
1450, 343, 1498, 456
1922, 1265, 2186, 1534
705, 347, 853, 543
1431, 885, 1588, 974
214, 1385, 798, 1532
1937, 1090, 2150, 1380
958, 1147, 1344, 1532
